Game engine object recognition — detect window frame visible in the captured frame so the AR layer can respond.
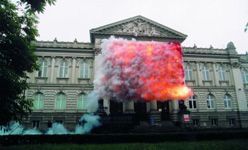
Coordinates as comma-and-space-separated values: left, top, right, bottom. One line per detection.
77, 93, 87, 110
202, 65, 210, 80
211, 118, 218, 126
224, 94, 232, 109
218, 65, 225, 81
59, 60, 69, 78
185, 64, 193, 81
188, 95, 197, 109
33, 92, 44, 110
55, 93, 66, 110
79, 61, 90, 79
38, 59, 48, 77
207, 94, 215, 109
32, 120, 40, 128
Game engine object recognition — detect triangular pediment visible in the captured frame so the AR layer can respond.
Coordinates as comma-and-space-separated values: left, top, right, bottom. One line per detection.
90, 15, 187, 42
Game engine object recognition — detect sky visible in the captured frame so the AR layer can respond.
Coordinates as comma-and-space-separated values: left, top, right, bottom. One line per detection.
37, 0, 248, 53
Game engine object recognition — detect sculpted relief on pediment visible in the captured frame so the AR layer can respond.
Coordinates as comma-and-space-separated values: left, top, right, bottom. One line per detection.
113, 19, 163, 36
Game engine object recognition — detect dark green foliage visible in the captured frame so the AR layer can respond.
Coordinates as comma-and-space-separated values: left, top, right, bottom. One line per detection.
0, 0, 55, 125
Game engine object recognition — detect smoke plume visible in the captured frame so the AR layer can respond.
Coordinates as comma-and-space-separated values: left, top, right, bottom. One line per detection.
95, 37, 192, 101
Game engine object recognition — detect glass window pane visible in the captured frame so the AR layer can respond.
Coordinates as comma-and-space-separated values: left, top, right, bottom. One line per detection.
189, 101, 192, 108
56, 93, 66, 109
193, 101, 196, 108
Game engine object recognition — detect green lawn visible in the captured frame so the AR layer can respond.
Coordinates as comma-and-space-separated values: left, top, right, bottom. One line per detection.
1, 139, 248, 150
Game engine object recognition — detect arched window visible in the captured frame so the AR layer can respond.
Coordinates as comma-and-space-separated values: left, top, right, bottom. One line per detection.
77, 93, 87, 110
38, 59, 48, 77
33, 92, 44, 109
202, 65, 210, 80
224, 94, 232, 108
79, 61, 90, 78
219, 65, 225, 81
55, 93, 66, 109
207, 94, 215, 109
59, 60, 68, 78
185, 64, 193, 80
188, 95, 197, 109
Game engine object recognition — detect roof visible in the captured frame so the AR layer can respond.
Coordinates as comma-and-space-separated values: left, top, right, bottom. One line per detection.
90, 15, 187, 42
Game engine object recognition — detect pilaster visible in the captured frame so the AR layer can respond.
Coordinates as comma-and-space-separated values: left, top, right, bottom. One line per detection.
212, 63, 219, 86
169, 100, 179, 122
50, 57, 55, 83
71, 57, 76, 83
196, 63, 203, 86
149, 101, 157, 112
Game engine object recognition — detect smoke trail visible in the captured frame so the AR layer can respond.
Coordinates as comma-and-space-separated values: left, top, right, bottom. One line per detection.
46, 123, 68, 135
95, 37, 192, 102
75, 114, 101, 134
74, 91, 101, 134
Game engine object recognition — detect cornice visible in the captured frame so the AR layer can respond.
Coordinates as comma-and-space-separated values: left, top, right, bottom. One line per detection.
34, 40, 93, 49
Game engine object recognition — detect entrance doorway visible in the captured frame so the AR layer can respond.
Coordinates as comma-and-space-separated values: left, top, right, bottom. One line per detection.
157, 101, 170, 120
110, 100, 123, 115
134, 101, 147, 122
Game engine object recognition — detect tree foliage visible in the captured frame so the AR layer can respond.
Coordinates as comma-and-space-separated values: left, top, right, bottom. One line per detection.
0, 0, 55, 125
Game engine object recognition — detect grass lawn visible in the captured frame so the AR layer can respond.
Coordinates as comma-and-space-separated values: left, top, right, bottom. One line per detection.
1, 139, 248, 150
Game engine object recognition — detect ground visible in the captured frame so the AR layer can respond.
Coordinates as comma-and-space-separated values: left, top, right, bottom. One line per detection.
1, 139, 248, 150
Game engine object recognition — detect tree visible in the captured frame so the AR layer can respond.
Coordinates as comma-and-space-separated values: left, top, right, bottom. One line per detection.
0, 0, 55, 125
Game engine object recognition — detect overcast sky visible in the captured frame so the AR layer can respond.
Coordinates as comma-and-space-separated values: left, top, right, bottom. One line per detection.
37, 0, 248, 53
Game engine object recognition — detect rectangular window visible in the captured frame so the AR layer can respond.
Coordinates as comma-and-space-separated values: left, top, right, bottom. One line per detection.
185, 66, 192, 81
228, 118, 235, 126
202, 66, 210, 80
219, 67, 225, 81
189, 100, 197, 109
59, 61, 68, 78
32, 120, 40, 128
80, 62, 90, 78
189, 101, 192, 109
192, 119, 200, 126
38, 60, 47, 77
211, 118, 218, 126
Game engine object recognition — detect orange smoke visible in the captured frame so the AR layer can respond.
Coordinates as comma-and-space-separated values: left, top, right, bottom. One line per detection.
99, 38, 193, 101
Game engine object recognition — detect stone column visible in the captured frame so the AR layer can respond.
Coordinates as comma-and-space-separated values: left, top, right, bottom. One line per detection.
196, 63, 203, 86
149, 100, 160, 124
212, 63, 219, 86
103, 97, 110, 115
50, 57, 55, 83
149, 101, 157, 112
71, 57, 76, 83
169, 100, 179, 122
124, 101, 134, 113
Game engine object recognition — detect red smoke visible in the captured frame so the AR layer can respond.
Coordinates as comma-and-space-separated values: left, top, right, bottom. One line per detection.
98, 38, 192, 101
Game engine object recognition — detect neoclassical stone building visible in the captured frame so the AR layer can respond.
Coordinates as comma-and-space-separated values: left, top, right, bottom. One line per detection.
24, 16, 248, 130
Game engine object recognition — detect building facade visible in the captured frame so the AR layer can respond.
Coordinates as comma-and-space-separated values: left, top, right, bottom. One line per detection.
24, 16, 248, 130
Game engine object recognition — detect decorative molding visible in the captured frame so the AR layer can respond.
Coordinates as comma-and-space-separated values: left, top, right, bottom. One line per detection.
114, 19, 161, 36
231, 62, 240, 68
